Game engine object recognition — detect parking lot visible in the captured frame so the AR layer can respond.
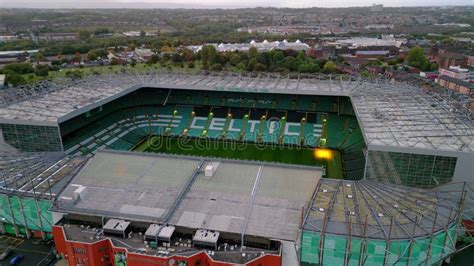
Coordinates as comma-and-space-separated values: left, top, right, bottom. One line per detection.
0, 235, 55, 265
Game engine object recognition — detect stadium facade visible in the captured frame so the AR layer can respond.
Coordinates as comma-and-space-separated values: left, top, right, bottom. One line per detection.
0, 70, 472, 265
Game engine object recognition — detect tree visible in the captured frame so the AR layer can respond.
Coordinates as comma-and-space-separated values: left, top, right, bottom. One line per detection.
181, 48, 195, 62
200, 45, 217, 66
406, 46, 429, 69
147, 54, 160, 64
308, 63, 320, 73
323, 61, 337, 73
297, 51, 306, 62
34, 64, 50, 77
253, 63, 266, 72
270, 50, 285, 63
388, 59, 397, 66
283, 56, 298, 71
77, 30, 91, 41
87, 51, 98, 61
236, 63, 247, 71
248, 47, 258, 59
4, 70, 26, 86
35, 52, 45, 61
229, 53, 241, 66
210, 63, 223, 71
171, 53, 183, 63
421, 61, 432, 72
298, 63, 319, 73
140, 30, 146, 38
94, 27, 111, 36
3, 63, 34, 74
129, 43, 136, 51
65, 70, 83, 80
247, 58, 258, 71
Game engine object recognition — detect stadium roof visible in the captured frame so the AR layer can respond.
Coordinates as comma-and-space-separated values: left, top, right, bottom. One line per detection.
303, 179, 464, 240
0, 150, 86, 198
55, 150, 323, 241
0, 70, 473, 152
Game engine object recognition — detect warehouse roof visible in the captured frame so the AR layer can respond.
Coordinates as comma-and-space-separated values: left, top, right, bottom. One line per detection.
0, 70, 472, 152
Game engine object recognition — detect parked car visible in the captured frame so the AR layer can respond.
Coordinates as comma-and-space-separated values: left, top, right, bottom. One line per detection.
9, 255, 23, 265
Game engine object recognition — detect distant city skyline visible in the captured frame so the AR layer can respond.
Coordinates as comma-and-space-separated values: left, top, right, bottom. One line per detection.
2, 0, 474, 9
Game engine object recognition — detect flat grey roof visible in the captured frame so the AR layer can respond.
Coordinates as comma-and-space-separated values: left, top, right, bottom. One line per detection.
193, 229, 220, 245
0, 71, 472, 152
169, 160, 322, 241
145, 224, 161, 237
55, 149, 323, 241
103, 219, 130, 232
57, 150, 201, 222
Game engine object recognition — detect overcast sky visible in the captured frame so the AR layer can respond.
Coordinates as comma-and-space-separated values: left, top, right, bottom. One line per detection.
2, 0, 473, 8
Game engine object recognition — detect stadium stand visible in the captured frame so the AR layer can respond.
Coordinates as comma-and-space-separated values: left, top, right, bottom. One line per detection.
57, 87, 365, 180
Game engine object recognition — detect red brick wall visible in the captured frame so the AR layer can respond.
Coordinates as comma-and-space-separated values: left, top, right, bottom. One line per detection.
53, 226, 282, 266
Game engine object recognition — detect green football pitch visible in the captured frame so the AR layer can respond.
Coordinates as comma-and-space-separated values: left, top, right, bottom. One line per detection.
134, 136, 343, 179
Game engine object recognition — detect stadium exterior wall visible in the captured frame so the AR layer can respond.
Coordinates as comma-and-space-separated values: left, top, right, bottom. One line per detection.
300, 223, 459, 266
0, 194, 54, 238
0, 121, 63, 152
365, 144, 474, 188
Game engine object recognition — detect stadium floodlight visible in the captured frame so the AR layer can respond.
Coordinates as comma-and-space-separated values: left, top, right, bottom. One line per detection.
318, 138, 327, 147
314, 148, 333, 160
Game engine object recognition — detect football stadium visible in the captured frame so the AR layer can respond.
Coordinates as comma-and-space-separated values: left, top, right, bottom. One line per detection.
0, 70, 472, 265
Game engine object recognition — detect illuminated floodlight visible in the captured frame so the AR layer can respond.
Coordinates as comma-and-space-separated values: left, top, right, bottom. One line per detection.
314, 148, 333, 160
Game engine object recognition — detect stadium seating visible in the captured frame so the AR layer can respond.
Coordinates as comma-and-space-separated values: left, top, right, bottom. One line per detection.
60, 87, 366, 179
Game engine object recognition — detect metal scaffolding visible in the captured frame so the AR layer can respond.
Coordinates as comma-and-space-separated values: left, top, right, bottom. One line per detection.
0, 151, 86, 238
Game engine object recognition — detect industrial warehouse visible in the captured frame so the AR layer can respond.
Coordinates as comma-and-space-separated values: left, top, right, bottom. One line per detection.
0, 70, 473, 265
